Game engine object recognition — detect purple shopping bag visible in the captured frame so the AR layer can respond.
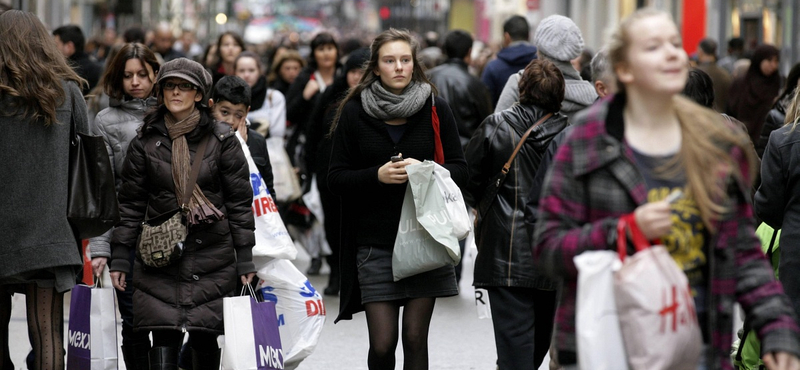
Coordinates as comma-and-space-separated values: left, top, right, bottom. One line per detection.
222, 296, 283, 370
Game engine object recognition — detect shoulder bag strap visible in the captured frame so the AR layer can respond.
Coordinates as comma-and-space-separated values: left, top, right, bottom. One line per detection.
499, 113, 553, 175
181, 134, 211, 209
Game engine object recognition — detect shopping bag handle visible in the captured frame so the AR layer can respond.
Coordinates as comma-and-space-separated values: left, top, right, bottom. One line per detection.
616, 214, 655, 261
239, 283, 258, 301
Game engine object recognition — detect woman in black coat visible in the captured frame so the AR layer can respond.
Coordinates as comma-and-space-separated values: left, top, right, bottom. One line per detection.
109, 58, 255, 370
328, 29, 467, 370
464, 59, 568, 370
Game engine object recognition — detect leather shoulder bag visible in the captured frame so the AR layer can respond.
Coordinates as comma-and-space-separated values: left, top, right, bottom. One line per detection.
136, 133, 210, 268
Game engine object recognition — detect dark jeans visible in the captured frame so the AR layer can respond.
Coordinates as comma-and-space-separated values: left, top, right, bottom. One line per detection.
487, 286, 558, 370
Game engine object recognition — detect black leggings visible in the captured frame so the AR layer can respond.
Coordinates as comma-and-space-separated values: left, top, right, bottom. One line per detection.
151, 330, 218, 353
364, 298, 436, 370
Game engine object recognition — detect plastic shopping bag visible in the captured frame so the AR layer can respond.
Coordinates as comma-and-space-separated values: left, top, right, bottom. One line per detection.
66, 284, 118, 370
237, 133, 296, 261
221, 292, 284, 370
266, 137, 302, 203
392, 161, 461, 281
574, 251, 628, 370
614, 215, 702, 370
432, 163, 471, 240
256, 259, 325, 370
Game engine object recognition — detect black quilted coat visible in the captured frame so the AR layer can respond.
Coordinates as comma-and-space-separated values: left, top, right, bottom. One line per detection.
109, 110, 255, 334
464, 104, 568, 289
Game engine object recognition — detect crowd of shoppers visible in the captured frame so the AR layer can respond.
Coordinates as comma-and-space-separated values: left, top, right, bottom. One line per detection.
5, 4, 800, 370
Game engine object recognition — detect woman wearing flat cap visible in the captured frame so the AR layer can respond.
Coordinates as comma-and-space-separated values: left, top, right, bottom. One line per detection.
109, 57, 255, 370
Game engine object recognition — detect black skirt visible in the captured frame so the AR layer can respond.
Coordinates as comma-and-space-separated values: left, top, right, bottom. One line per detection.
356, 245, 458, 304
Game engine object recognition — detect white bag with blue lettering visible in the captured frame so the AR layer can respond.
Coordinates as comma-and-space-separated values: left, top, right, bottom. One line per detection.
236, 133, 296, 262
66, 282, 119, 370
256, 258, 325, 370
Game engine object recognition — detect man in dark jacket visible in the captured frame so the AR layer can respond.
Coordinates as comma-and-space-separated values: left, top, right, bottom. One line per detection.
53, 25, 102, 95
481, 15, 537, 106
428, 30, 493, 148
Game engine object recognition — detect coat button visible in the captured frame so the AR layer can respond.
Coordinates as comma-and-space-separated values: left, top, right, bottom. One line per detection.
195, 239, 202, 244
192, 275, 199, 281
156, 141, 161, 147
606, 146, 614, 153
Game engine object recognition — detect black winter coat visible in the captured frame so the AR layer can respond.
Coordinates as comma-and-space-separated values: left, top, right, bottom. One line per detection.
110, 112, 255, 334
757, 94, 792, 158
465, 104, 567, 288
427, 59, 494, 148
329, 95, 468, 321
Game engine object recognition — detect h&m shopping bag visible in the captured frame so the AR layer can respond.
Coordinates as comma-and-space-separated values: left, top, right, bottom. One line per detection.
237, 133, 296, 261
431, 163, 471, 240
222, 290, 284, 370
574, 251, 628, 370
614, 215, 702, 370
66, 283, 119, 370
392, 161, 461, 281
256, 259, 325, 369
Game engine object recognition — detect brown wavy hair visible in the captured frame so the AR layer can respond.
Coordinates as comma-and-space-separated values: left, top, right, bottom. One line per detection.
608, 8, 756, 232
0, 10, 85, 126
518, 59, 565, 113
102, 43, 160, 100
329, 28, 438, 135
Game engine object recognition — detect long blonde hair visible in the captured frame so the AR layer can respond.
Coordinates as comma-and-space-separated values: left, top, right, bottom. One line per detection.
608, 8, 756, 232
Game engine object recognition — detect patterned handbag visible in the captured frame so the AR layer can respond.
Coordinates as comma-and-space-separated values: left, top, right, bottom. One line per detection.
136, 134, 209, 268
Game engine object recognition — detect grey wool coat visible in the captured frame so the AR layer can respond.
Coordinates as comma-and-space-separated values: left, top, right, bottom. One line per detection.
0, 81, 88, 292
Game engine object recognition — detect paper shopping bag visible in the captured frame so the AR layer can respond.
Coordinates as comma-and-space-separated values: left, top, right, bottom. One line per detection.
614, 215, 702, 370
237, 133, 296, 261
222, 296, 284, 370
574, 251, 628, 370
66, 284, 119, 370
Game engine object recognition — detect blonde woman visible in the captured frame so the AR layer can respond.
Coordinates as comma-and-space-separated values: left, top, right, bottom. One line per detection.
533, 8, 800, 369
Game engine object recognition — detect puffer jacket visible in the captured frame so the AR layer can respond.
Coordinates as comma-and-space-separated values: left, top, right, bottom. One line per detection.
88, 97, 157, 259
427, 59, 494, 148
757, 93, 792, 158
109, 111, 255, 334
465, 104, 568, 288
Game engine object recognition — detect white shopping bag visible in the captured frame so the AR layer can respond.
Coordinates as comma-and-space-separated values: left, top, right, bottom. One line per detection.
256, 259, 325, 369
66, 283, 118, 370
221, 293, 284, 370
574, 251, 628, 370
432, 163, 471, 240
266, 137, 302, 203
474, 288, 492, 319
237, 133, 296, 261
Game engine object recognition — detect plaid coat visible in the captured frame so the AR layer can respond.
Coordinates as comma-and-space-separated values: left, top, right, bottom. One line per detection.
533, 93, 800, 369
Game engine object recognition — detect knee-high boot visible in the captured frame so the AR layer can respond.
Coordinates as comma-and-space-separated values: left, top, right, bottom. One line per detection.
148, 346, 178, 370
123, 342, 151, 370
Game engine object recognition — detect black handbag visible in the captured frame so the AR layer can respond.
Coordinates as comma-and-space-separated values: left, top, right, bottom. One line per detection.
67, 94, 120, 239
136, 134, 210, 268
477, 113, 552, 218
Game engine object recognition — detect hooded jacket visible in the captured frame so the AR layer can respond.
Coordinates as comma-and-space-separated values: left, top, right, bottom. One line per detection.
109, 110, 255, 334
464, 104, 568, 288
481, 42, 538, 106
495, 64, 597, 120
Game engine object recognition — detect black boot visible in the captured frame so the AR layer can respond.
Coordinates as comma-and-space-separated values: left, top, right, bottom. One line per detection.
191, 348, 221, 370
148, 346, 178, 370
307, 257, 322, 275
123, 342, 152, 370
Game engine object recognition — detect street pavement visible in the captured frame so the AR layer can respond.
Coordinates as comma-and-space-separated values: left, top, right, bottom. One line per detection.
8, 243, 555, 369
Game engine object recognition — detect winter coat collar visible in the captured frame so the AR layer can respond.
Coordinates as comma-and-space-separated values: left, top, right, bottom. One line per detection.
109, 96, 157, 110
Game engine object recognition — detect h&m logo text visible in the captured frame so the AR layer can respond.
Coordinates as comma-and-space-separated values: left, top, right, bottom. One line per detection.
658, 285, 697, 334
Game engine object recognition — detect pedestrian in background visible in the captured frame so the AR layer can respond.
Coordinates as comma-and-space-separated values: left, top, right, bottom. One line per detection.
268, 49, 305, 96
481, 15, 537, 106
727, 44, 781, 146
88, 42, 160, 370
210, 31, 245, 85
0, 10, 88, 370
533, 8, 800, 369
465, 58, 568, 370
234, 50, 287, 139
53, 24, 103, 95
757, 63, 800, 157
328, 28, 467, 370
109, 58, 255, 370
695, 38, 732, 113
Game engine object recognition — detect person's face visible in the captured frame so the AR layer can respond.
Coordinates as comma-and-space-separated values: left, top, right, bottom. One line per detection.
54, 35, 74, 58
615, 14, 688, 96
374, 40, 414, 95
220, 35, 243, 64
314, 44, 337, 70
279, 60, 302, 84
154, 30, 173, 53
123, 58, 155, 99
347, 69, 364, 88
235, 57, 261, 87
162, 78, 201, 119
760, 56, 779, 76
212, 100, 249, 128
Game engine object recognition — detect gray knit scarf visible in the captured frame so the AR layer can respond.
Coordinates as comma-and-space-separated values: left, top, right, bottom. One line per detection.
361, 80, 432, 120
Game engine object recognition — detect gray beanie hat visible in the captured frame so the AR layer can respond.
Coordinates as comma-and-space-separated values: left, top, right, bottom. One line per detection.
155, 57, 213, 107
534, 15, 584, 62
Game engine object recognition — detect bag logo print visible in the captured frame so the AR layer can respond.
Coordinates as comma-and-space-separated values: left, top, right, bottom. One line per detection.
68, 330, 91, 350
258, 344, 284, 369
658, 285, 697, 334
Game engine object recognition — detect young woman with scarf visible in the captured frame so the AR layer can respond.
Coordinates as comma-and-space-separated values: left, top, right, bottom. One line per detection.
328, 29, 468, 370
108, 58, 255, 370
